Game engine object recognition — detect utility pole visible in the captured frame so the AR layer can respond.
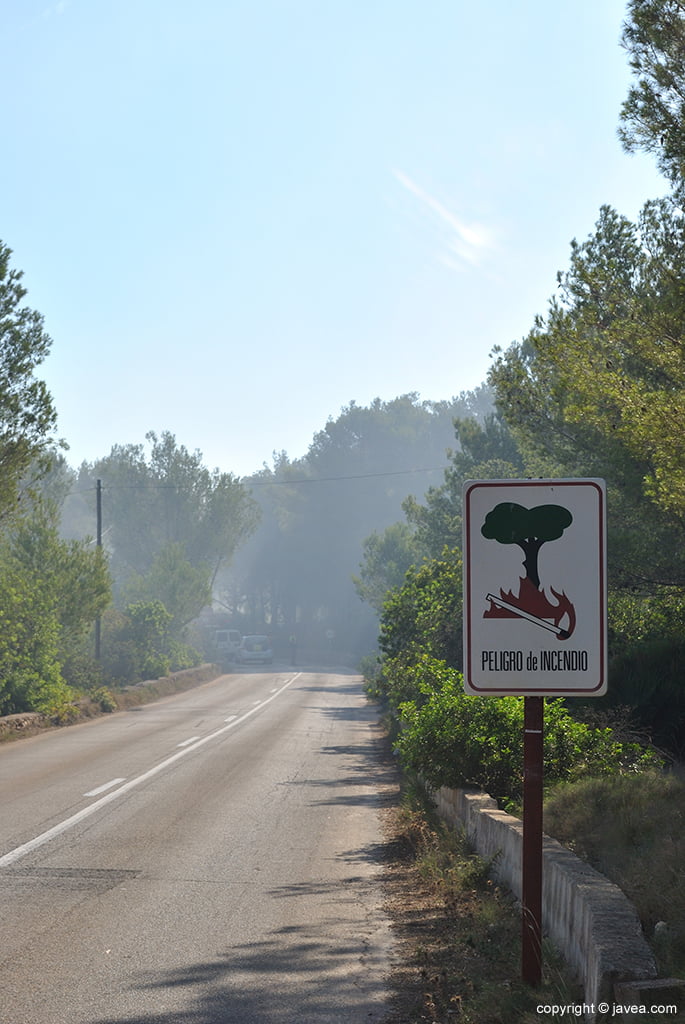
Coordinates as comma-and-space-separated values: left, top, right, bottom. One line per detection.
95, 479, 102, 661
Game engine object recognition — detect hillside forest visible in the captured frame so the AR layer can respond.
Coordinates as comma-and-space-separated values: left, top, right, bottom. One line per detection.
1, 1, 685, 771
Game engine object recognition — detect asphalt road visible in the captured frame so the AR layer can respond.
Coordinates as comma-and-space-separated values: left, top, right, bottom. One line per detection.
0, 666, 396, 1024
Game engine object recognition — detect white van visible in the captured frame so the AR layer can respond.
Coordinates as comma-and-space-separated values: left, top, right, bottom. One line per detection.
215, 629, 242, 663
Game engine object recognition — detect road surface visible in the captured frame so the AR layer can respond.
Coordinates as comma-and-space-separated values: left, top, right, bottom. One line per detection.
0, 667, 396, 1023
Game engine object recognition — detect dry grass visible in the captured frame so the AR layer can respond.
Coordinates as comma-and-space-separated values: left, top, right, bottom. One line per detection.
380, 783, 582, 1023
543, 771, 685, 978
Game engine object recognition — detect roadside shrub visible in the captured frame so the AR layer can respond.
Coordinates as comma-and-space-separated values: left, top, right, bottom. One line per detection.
374, 651, 452, 710
165, 638, 201, 672
90, 686, 117, 713
394, 656, 662, 805
0, 564, 73, 716
379, 550, 463, 668
99, 602, 201, 686
40, 691, 80, 724
60, 647, 104, 692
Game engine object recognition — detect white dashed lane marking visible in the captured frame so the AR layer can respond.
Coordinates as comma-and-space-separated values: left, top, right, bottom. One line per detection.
0, 673, 301, 868
84, 778, 126, 797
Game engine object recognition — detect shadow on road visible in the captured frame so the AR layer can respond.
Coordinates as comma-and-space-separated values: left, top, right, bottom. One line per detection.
88, 926, 393, 1024
86, 684, 398, 1024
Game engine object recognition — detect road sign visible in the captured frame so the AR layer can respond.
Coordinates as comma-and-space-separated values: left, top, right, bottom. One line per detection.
463, 479, 607, 696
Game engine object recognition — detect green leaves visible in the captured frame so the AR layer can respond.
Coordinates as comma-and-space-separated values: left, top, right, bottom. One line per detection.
619, 0, 685, 188
378, 548, 463, 669
393, 658, 661, 805
354, 522, 419, 612
9, 499, 111, 638
489, 200, 685, 587
0, 560, 69, 716
124, 542, 211, 630
92, 430, 259, 580
0, 243, 58, 521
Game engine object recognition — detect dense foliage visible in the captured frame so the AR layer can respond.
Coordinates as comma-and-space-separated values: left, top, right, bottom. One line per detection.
0, 242, 59, 522
379, 549, 462, 669
392, 657, 661, 806
360, 3, 685, 791
5, 2, 685, 749
0, 560, 69, 716
99, 600, 199, 684
490, 201, 685, 586
88, 430, 259, 590
619, 0, 685, 189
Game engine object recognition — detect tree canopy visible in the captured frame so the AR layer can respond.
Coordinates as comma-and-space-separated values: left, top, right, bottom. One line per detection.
488, 200, 685, 588
0, 242, 59, 520
619, 0, 685, 188
90, 431, 259, 587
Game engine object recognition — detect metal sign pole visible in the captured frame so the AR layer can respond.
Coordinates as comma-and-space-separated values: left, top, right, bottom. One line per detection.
522, 695, 543, 985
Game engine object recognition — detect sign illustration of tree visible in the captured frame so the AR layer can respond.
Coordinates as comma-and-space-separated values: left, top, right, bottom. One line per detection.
481, 502, 576, 639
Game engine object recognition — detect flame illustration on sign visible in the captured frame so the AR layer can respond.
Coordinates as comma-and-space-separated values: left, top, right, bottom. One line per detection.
481, 502, 576, 641
484, 577, 576, 640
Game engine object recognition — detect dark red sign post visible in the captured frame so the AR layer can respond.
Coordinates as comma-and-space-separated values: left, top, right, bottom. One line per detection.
522, 695, 544, 985
463, 479, 607, 988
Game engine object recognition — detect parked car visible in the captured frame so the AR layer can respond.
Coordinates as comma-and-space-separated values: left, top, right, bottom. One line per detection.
215, 629, 242, 664
236, 635, 273, 665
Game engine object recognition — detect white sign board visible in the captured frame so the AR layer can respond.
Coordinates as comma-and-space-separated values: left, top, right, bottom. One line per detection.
463, 479, 607, 696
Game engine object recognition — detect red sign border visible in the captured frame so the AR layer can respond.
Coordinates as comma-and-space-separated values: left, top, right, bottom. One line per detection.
463, 478, 607, 696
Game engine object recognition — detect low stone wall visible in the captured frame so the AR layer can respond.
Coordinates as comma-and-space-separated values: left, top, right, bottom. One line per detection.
129, 663, 222, 690
0, 665, 224, 737
431, 785, 658, 1019
0, 712, 45, 736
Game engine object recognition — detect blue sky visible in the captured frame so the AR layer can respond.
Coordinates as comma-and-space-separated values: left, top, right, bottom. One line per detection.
3, 0, 666, 478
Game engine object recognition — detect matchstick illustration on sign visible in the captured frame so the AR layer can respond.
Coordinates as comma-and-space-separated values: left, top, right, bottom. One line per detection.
481, 501, 576, 641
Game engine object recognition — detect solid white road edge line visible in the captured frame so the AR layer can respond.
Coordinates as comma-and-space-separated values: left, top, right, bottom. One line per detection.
0, 672, 302, 868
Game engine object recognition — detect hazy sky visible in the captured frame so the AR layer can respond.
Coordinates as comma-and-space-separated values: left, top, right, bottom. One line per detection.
3, 0, 666, 478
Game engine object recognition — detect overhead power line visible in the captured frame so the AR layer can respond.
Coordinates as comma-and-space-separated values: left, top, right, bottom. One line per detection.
66, 464, 448, 493
244, 465, 448, 486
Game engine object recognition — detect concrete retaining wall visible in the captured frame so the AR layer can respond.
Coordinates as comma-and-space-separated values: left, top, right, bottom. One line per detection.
431, 785, 658, 1018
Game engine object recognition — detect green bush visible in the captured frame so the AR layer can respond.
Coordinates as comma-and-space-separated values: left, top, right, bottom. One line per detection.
375, 650, 462, 708
90, 686, 117, 713
166, 638, 201, 672
0, 564, 73, 716
394, 656, 662, 805
379, 549, 463, 668
41, 691, 80, 724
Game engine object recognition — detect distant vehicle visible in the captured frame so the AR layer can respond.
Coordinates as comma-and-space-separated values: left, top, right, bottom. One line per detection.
215, 629, 242, 663
237, 635, 273, 665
